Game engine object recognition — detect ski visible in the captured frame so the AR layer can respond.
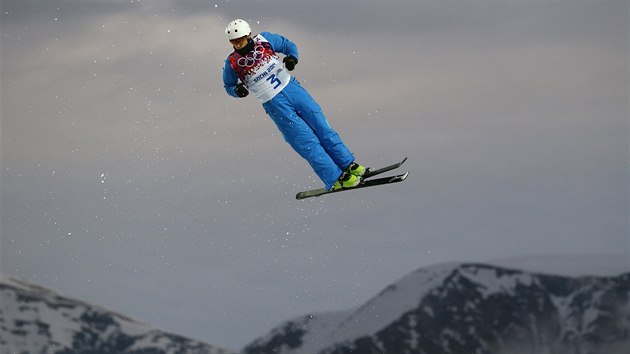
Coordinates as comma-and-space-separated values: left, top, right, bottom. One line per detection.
295, 172, 409, 200
363, 157, 407, 179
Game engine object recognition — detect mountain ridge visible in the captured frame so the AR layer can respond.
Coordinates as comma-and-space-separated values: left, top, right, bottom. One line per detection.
242, 262, 630, 354
0, 273, 235, 354
2, 260, 628, 354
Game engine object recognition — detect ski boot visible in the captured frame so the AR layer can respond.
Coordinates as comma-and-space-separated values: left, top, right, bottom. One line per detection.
346, 162, 367, 177
331, 171, 362, 191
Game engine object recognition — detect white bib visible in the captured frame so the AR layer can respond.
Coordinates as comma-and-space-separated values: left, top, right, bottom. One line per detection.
228, 34, 291, 102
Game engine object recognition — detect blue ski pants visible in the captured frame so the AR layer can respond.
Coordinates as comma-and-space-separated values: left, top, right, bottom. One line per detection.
262, 77, 354, 190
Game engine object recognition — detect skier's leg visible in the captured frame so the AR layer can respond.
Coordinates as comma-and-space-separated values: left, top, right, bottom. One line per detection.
284, 78, 355, 170
263, 92, 342, 190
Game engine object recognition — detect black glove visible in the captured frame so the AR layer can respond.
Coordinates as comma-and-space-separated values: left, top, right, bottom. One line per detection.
283, 55, 298, 71
234, 83, 249, 98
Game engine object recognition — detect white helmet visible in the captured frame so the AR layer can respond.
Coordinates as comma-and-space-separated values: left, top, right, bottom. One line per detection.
225, 19, 251, 40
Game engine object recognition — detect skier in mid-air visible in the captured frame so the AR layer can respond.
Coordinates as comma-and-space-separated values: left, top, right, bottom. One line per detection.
222, 19, 367, 191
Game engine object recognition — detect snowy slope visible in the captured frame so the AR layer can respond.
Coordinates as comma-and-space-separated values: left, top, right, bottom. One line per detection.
244, 263, 457, 354
242, 262, 630, 354
0, 274, 235, 354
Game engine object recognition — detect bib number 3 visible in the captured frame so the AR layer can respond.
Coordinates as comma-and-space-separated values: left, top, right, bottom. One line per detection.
266, 74, 282, 89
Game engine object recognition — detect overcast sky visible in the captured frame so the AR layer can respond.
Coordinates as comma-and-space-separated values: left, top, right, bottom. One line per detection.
1, 0, 628, 351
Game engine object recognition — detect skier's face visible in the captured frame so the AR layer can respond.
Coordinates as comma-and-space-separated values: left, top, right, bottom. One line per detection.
230, 35, 249, 50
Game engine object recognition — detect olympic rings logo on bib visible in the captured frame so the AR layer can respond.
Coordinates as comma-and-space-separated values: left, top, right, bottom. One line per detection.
237, 45, 266, 67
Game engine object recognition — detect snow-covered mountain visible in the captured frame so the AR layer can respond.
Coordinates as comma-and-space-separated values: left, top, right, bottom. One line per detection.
243, 263, 630, 354
0, 274, 235, 354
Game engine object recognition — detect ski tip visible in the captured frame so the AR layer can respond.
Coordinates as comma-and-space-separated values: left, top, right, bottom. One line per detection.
390, 171, 409, 182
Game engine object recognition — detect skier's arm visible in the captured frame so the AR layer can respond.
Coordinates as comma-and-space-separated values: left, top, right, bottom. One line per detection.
260, 32, 299, 60
222, 58, 240, 98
